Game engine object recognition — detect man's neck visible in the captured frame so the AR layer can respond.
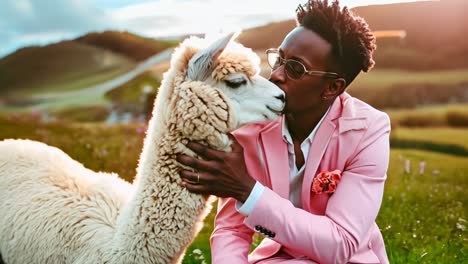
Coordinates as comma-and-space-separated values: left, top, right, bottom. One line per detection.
285, 105, 330, 143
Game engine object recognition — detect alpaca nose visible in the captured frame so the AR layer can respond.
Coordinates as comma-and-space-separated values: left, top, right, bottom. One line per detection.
275, 93, 285, 103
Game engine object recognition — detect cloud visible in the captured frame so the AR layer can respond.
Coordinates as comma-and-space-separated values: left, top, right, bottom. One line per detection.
0, 0, 434, 57
109, 0, 300, 37
0, 0, 302, 57
0, 0, 115, 56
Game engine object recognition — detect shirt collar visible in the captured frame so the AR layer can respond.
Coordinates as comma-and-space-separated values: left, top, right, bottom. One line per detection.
281, 106, 331, 146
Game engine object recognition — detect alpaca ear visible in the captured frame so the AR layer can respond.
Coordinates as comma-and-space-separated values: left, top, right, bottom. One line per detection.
187, 32, 236, 81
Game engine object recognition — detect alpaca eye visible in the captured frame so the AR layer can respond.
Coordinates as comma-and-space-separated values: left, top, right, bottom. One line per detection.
224, 78, 247, 89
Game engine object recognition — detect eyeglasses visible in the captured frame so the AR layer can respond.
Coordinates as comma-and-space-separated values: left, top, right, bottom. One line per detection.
266, 48, 340, 80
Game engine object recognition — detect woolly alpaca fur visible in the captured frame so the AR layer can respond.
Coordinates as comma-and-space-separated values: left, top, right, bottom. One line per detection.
0, 34, 284, 264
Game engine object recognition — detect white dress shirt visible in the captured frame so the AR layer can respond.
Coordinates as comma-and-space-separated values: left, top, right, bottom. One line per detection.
237, 108, 330, 215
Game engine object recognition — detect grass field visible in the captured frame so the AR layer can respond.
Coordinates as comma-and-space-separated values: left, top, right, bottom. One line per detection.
0, 65, 133, 113
350, 68, 468, 90
345, 69, 468, 109
29, 65, 134, 95
380, 149, 467, 263
0, 115, 466, 263
392, 127, 468, 150
387, 103, 468, 126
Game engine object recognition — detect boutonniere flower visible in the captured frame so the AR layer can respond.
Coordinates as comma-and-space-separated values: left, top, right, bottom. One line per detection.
312, 170, 342, 194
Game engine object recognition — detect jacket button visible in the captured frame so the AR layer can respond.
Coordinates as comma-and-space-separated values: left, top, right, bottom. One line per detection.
270, 232, 276, 238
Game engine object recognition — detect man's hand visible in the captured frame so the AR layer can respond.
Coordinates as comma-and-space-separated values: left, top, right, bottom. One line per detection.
176, 134, 256, 203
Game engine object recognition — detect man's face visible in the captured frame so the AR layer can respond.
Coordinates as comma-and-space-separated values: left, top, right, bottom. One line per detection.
269, 26, 333, 115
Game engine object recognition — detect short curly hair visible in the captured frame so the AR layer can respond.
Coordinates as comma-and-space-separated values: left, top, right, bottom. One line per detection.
296, 0, 376, 86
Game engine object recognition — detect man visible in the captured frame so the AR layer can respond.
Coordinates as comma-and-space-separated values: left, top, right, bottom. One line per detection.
177, 0, 390, 263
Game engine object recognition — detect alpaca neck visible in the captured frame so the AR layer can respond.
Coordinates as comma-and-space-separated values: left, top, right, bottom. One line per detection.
109, 79, 208, 263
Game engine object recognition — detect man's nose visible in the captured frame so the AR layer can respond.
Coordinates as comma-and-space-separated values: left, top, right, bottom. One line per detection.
268, 65, 286, 84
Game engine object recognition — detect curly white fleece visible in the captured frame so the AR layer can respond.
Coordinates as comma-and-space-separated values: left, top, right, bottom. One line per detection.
0, 36, 258, 264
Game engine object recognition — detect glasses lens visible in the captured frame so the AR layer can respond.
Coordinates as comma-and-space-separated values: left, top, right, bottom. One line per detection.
285, 60, 305, 79
267, 52, 281, 69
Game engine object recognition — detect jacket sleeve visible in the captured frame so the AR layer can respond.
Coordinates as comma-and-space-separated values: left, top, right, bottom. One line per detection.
242, 113, 391, 264
210, 197, 255, 263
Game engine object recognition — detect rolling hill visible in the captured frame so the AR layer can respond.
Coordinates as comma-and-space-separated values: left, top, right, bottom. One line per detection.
75, 31, 178, 62
354, 0, 468, 69
0, 41, 133, 97
1, 0, 466, 109
238, 0, 467, 50
237, 20, 296, 51
0, 31, 179, 99
237, 0, 467, 69
353, 0, 467, 51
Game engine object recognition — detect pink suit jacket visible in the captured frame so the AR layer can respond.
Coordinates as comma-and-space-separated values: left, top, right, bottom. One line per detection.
210, 92, 391, 264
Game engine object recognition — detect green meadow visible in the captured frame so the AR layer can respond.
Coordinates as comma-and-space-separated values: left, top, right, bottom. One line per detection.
351, 68, 468, 89
393, 127, 468, 150
1, 114, 466, 263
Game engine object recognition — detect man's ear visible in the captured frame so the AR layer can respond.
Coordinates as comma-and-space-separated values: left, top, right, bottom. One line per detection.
323, 78, 346, 98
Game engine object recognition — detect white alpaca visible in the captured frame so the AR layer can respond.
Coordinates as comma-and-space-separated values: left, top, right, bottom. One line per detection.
0, 33, 285, 264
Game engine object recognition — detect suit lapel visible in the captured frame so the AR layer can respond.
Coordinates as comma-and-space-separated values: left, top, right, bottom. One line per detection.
259, 118, 290, 199
301, 119, 336, 211
301, 97, 342, 211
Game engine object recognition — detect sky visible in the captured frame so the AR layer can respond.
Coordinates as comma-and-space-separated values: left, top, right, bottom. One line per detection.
0, 0, 434, 58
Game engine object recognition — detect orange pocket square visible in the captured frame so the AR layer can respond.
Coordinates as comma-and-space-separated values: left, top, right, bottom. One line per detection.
312, 170, 342, 194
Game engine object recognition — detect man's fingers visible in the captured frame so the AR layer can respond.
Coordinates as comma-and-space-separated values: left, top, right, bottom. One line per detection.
177, 154, 218, 172
180, 180, 207, 194
180, 171, 215, 195
227, 133, 243, 153
187, 141, 224, 160
180, 169, 201, 184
